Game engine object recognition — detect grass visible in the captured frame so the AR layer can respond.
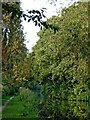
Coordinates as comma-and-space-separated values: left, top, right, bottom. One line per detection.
2, 95, 12, 106
2, 95, 89, 119
2, 95, 39, 119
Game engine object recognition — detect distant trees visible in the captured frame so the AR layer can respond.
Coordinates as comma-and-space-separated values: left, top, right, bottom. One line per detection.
2, 2, 29, 95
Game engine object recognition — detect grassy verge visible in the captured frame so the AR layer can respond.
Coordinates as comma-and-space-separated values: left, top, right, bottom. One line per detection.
2, 96, 12, 106
2, 95, 39, 118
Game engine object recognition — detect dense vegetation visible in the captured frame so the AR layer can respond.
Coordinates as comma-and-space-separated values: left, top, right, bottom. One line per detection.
2, 88, 89, 119
1, 1, 89, 119
2, 2, 29, 95
28, 2, 89, 118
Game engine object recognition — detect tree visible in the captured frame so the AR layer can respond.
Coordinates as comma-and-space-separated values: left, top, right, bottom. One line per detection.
27, 2, 89, 118
2, 2, 59, 32
2, 2, 28, 95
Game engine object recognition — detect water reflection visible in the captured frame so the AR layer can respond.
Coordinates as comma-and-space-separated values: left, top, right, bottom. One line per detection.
59, 101, 89, 120
55, 101, 89, 120
39, 100, 89, 120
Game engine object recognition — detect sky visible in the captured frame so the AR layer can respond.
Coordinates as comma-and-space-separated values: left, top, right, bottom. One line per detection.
20, 0, 80, 53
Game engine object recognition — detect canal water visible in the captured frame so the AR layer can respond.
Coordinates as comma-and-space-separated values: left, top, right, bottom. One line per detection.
39, 100, 90, 119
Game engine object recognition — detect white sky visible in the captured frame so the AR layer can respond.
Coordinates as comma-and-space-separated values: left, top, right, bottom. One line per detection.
20, 0, 80, 53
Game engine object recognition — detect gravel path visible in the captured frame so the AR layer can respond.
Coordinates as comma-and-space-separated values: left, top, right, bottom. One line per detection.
0, 96, 14, 113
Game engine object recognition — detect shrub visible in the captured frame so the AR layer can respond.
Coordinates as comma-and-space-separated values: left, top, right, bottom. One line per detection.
18, 87, 40, 117
2, 85, 10, 96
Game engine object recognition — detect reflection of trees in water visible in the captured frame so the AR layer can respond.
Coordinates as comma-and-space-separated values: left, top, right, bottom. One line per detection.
39, 100, 89, 119
66, 101, 89, 120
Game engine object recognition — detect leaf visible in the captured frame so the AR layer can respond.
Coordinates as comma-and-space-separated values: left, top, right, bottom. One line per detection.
28, 19, 31, 22
35, 21, 37, 26
28, 11, 32, 14
38, 23, 41, 27
24, 17, 26, 21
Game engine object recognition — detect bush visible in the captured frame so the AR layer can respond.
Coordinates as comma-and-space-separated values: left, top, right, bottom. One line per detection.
18, 87, 40, 117
2, 85, 10, 97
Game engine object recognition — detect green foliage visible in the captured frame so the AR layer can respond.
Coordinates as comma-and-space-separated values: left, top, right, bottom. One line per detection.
2, 95, 89, 119
27, 2, 89, 118
38, 100, 90, 119
2, 2, 89, 119
2, 2, 29, 94
2, 95, 11, 106
19, 87, 34, 101
18, 87, 40, 117
2, 85, 10, 96
2, 2, 59, 31
2, 95, 39, 118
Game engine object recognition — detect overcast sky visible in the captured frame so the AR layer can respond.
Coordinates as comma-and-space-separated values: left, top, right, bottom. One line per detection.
20, 0, 80, 53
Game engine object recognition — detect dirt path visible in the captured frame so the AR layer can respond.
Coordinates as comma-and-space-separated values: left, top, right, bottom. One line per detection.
0, 96, 14, 113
